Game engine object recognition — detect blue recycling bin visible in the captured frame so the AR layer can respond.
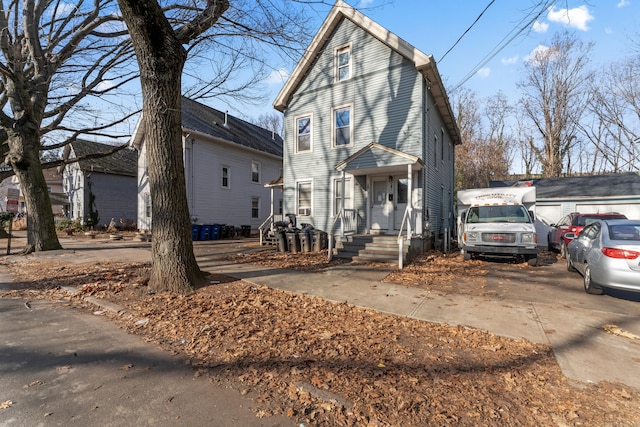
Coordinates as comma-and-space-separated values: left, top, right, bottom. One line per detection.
191, 224, 202, 241
200, 224, 212, 240
211, 224, 221, 240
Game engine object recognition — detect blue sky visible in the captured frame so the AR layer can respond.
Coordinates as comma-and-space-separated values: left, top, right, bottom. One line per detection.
236, 0, 639, 120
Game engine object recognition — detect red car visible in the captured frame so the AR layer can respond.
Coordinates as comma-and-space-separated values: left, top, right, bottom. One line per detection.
547, 212, 627, 257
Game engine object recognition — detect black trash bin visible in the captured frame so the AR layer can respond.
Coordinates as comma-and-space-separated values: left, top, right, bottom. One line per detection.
285, 230, 300, 253
241, 225, 251, 238
276, 230, 288, 252
299, 225, 313, 252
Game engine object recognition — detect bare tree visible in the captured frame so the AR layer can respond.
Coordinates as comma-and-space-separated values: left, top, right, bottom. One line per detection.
118, 0, 310, 293
517, 32, 593, 178
0, 1, 137, 252
253, 111, 284, 136
453, 88, 510, 189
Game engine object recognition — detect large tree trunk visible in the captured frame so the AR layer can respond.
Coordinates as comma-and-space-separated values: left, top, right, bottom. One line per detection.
119, 0, 206, 293
5, 129, 61, 253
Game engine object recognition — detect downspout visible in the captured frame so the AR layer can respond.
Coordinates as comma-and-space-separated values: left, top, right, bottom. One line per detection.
341, 170, 346, 236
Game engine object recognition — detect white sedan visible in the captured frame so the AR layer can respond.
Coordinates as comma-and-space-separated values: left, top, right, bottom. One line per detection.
566, 219, 640, 295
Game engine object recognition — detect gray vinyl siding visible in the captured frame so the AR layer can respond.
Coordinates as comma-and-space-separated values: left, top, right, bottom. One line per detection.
283, 18, 425, 231
89, 172, 137, 228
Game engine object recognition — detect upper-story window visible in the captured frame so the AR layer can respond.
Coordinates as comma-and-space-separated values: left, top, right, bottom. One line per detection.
251, 161, 260, 183
296, 115, 312, 153
336, 45, 351, 81
333, 105, 352, 148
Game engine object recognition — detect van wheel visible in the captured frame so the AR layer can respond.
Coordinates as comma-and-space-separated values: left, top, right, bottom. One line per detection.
463, 250, 471, 261
583, 265, 604, 295
527, 256, 538, 267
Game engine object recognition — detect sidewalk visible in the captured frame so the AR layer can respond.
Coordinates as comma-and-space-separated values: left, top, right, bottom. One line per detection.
5, 235, 640, 391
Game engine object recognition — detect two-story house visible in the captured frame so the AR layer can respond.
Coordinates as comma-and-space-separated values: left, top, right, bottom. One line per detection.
131, 96, 283, 234
61, 140, 138, 228
273, 1, 460, 263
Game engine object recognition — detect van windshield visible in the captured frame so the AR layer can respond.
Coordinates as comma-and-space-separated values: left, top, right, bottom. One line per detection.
466, 205, 530, 224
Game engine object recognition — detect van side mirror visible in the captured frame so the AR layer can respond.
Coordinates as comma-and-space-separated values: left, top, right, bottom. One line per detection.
528, 210, 535, 221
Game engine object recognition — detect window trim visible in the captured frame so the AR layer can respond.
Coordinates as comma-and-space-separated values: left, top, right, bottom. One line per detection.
221, 165, 230, 189
331, 175, 353, 216
331, 104, 353, 149
251, 196, 260, 219
335, 43, 351, 82
294, 113, 313, 153
251, 161, 261, 184
296, 180, 313, 217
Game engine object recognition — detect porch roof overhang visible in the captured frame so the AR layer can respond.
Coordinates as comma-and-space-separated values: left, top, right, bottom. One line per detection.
335, 142, 425, 176
264, 176, 283, 188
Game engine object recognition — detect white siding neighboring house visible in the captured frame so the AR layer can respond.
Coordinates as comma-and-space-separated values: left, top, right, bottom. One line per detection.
130, 97, 283, 234
273, 1, 461, 263
61, 140, 137, 229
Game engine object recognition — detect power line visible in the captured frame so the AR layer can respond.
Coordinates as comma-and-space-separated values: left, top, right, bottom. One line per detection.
439, 0, 496, 63
449, 0, 556, 93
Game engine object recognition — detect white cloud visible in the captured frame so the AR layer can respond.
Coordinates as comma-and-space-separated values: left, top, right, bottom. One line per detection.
524, 44, 559, 66
501, 55, 518, 65
547, 5, 594, 31
477, 67, 490, 78
95, 80, 116, 91
617, 0, 630, 7
358, 0, 374, 6
532, 20, 549, 33
605, 27, 614, 34
266, 68, 290, 85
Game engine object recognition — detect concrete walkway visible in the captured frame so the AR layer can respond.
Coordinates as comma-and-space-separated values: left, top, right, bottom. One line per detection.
5, 235, 640, 392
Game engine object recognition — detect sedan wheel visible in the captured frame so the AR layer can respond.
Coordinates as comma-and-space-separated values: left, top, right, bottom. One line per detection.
566, 255, 576, 272
560, 241, 567, 259
583, 265, 604, 295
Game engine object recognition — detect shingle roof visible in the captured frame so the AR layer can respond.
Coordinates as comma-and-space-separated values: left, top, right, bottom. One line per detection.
491, 173, 640, 199
181, 97, 283, 157
69, 140, 137, 177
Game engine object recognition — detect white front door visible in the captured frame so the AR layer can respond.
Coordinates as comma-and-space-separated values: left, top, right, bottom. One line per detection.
371, 178, 393, 232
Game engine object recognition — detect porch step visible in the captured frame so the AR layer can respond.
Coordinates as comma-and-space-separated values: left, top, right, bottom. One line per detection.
335, 234, 409, 265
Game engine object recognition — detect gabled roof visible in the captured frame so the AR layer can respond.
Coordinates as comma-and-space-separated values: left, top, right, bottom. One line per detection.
491, 173, 640, 199
336, 142, 425, 175
130, 97, 283, 158
63, 140, 137, 177
273, 0, 460, 145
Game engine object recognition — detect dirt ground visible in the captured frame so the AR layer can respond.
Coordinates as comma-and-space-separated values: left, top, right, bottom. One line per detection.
2, 249, 640, 426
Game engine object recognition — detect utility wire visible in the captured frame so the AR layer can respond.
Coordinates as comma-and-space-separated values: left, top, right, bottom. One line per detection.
439, 0, 496, 63
449, 0, 556, 93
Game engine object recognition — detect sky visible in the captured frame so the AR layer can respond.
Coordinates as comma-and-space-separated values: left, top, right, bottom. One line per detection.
222, 0, 640, 121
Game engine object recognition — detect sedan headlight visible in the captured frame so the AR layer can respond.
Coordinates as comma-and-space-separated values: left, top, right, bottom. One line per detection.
521, 233, 534, 244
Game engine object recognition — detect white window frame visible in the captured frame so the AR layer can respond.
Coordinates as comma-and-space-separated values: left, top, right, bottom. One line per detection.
335, 44, 351, 82
332, 175, 353, 216
221, 165, 230, 189
332, 104, 353, 148
294, 114, 313, 153
251, 161, 261, 184
296, 180, 313, 217
251, 196, 260, 219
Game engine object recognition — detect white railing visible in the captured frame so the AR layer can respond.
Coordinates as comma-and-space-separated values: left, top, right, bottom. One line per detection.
327, 209, 360, 261
396, 207, 411, 269
258, 213, 284, 245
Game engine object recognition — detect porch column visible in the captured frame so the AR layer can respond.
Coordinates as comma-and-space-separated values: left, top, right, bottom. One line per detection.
340, 170, 346, 236
270, 186, 274, 231
407, 164, 413, 238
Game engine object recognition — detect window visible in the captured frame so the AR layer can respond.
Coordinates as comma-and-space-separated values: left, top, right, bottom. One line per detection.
336, 45, 351, 81
297, 181, 312, 216
144, 192, 152, 218
251, 197, 260, 219
433, 134, 438, 167
222, 166, 230, 188
296, 115, 312, 152
333, 106, 352, 147
440, 128, 444, 161
251, 161, 260, 183
397, 179, 408, 205
333, 177, 352, 215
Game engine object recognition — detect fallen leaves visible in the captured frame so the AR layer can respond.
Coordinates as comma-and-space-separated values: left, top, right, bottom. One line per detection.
0, 400, 12, 409
2, 254, 640, 426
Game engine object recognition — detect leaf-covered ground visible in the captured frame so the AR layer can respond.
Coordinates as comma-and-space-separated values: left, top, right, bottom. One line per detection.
2, 250, 640, 426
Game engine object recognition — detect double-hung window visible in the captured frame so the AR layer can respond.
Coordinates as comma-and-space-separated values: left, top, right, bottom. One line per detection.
251, 197, 260, 219
251, 161, 260, 183
336, 45, 351, 81
222, 166, 230, 188
297, 181, 312, 216
296, 115, 312, 153
333, 105, 352, 148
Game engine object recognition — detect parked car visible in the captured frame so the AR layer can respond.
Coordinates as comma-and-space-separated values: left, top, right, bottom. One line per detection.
548, 212, 627, 257
566, 219, 640, 294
